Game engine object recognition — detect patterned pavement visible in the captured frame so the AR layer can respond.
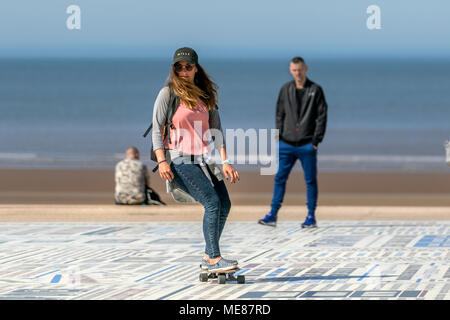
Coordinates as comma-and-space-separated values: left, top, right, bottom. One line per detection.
0, 221, 449, 300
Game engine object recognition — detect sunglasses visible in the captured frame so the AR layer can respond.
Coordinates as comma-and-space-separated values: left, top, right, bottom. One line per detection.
174, 63, 194, 72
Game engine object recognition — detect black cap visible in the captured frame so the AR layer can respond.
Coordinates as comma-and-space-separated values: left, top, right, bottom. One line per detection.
173, 47, 198, 65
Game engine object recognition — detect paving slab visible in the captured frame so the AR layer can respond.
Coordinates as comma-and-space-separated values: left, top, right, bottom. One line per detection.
0, 221, 448, 300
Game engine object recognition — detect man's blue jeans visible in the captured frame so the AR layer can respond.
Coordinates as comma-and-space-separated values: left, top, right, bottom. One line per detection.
270, 140, 318, 217
170, 160, 231, 259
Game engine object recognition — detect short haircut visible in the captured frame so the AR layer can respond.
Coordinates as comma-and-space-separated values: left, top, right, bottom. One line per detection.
126, 146, 139, 154
291, 56, 305, 64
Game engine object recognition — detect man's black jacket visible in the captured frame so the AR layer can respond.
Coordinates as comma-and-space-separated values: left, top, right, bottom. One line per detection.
276, 78, 328, 147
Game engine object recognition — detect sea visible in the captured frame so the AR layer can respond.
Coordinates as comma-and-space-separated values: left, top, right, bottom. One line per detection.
0, 58, 449, 173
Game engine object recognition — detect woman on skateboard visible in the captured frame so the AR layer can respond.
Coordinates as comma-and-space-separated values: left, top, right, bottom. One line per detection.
152, 47, 240, 273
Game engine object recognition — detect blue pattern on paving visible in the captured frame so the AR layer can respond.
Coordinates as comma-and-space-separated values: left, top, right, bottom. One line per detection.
0, 221, 448, 300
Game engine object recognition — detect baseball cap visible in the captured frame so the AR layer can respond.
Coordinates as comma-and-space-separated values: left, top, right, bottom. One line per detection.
173, 47, 198, 65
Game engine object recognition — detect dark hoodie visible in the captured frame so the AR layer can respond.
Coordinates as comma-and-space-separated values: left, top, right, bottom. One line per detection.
275, 78, 328, 147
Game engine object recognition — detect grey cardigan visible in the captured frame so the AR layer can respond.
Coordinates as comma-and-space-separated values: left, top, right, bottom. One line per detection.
151, 87, 226, 199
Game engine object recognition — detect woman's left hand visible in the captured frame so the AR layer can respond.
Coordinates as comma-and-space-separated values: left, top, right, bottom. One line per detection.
222, 163, 240, 183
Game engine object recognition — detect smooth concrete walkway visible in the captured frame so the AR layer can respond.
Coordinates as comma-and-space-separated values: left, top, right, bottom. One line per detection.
0, 205, 449, 222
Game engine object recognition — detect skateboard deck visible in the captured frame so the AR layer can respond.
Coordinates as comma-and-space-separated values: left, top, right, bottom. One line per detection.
199, 266, 245, 284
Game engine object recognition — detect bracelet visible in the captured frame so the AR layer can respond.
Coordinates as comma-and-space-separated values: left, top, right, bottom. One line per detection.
158, 159, 167, 165
222, 159, 231, 165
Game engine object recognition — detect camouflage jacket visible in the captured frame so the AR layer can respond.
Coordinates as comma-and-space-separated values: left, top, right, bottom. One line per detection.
114, 159, 149, 204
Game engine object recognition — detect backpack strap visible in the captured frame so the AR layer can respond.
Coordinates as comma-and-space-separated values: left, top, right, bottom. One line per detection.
142, 88, 179, 139
143, 123, 152, 138
165, 89, 180, 144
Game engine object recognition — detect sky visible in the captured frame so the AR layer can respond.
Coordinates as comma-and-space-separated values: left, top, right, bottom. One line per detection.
0, 0, 449, 59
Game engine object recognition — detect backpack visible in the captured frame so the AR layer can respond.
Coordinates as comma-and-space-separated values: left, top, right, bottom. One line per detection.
143, 88, 217, 173
143, 88, 180, 172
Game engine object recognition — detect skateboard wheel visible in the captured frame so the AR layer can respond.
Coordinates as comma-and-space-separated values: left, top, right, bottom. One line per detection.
218, 274, 226, 284
199, 273, 208, 282
237, 275, 245, 284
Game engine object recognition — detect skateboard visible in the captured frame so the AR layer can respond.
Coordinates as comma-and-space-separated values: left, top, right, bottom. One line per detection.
199, 266, 245, 284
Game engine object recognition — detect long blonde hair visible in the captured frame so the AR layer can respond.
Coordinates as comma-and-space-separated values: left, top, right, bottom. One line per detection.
168, 63, 218, 110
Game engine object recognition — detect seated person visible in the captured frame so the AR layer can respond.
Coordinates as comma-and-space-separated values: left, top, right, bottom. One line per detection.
114, 146, 165, 205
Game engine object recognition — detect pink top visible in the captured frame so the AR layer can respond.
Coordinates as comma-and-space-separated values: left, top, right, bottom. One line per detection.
164, 100, 212, 155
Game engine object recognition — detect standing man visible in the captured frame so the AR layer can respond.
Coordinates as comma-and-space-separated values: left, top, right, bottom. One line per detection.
258, 57, 328, 228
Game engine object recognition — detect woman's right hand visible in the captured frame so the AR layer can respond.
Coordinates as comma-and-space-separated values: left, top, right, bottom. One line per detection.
159, 161, 174, 182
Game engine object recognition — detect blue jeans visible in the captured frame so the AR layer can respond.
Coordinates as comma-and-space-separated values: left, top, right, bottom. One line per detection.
270, 140, 318, 217
170, 160, 231, 259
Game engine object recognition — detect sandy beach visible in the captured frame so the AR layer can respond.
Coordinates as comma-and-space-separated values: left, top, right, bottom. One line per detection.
0, 168, 449, 222
1, 168, 450, 205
